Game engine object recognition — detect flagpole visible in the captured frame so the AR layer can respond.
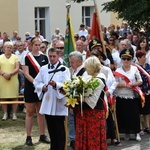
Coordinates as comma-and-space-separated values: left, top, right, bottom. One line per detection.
64, 4, 71, 150
93, 0, 107, 56
66, 3, 71, 14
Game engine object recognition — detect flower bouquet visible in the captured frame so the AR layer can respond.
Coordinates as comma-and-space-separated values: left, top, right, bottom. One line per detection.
62, 75, 100, 108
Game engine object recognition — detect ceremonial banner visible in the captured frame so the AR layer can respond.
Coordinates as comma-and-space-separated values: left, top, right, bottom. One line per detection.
90, 12, 100, 40
90, 0, 107, 56
64, 10, 76, 67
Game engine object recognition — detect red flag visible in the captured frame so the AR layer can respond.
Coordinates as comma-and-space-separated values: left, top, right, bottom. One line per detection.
90, 12, 100, 40
89, 11, 107, 57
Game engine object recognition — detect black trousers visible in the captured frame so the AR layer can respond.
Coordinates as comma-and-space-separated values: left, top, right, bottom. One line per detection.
45, 115, 66, 150
106, 109, 116, 139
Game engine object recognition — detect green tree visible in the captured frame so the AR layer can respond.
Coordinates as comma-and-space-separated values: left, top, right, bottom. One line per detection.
102, 0, 150, 32
69, 0, 88, 2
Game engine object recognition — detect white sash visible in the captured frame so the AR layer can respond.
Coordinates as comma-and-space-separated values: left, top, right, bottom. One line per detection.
27, 52, 41, 73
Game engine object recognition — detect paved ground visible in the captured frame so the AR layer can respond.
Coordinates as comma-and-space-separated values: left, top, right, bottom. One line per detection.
108, 133, 150, 150
68, 133, 150, 150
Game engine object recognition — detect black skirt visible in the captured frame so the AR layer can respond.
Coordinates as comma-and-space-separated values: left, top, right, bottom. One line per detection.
116, 97, 141, 134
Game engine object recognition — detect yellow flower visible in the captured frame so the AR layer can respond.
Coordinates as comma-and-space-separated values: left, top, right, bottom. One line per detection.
66, 97, 79, 108
62, 82, 69, 92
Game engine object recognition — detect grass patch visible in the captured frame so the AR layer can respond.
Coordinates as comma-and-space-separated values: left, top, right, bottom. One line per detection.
0, 109, 49, 150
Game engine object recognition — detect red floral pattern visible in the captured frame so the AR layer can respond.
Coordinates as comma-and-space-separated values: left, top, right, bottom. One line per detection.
75, 108, 107, 150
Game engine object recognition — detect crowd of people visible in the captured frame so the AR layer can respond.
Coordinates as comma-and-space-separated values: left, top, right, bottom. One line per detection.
0, 21, 150, 150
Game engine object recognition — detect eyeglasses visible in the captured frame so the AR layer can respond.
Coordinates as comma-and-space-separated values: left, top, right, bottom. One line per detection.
56, 47, 64, 50
40, 46, 45, 48
122, 57, 132, 61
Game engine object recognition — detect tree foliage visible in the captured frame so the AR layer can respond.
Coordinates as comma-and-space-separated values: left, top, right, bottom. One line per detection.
102, 0, 150, 31
68, 0, 88, 3
70, 0, 150, 31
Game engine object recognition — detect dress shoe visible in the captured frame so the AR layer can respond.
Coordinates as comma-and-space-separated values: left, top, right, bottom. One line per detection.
111, 139, 122, 146
25, 138, 33, 146
70, 140, 75, 149
39, 135, 50, 144
144, 127, 150, 133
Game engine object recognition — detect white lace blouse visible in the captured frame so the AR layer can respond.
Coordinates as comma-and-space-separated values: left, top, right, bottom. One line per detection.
114, 65, 142, 99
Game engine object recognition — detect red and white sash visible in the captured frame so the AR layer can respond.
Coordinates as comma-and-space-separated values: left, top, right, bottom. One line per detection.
114, 71, 145, 107
26, 52, 41, 74
133, 63, 150, 86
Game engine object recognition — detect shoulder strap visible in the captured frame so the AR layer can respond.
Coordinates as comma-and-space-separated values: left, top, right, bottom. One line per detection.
76, 68, 85, 76
49, 61, 62, 81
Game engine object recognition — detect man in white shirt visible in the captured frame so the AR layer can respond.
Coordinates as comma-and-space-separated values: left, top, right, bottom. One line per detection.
76, 39, 87, 62
34, 47, 70, 150
55, 40, 64, 64
15, 41, 28, 63
78, 24, 88, 38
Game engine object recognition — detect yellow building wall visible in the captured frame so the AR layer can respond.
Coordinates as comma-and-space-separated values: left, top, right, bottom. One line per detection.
0, 0, 18, 37
110, 12, 122, 28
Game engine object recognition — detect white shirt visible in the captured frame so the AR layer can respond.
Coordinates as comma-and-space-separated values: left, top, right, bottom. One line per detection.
78, 29, 88, 38
72, 65, 89, 79
112, 50, 122, 68
114, 65, 142, 99
100, 65, 118, 95
146, 50, 150, 64
33, 63, 70, 116
81, 50, 87, 62
15, 50, 28, 65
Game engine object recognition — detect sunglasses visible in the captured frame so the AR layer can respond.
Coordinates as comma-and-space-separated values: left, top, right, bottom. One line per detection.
56, 47, 64, 50
122, 57, 132, 61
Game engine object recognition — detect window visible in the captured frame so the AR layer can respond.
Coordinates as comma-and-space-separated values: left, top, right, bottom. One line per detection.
34, 7, 50, 39
82, 6, 94, 27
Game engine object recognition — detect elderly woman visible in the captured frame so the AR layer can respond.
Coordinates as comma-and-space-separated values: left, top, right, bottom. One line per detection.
114, 48, 143, 141
0, 41, 20, 120
75, 56, 107, 150
90, 49, 122, 146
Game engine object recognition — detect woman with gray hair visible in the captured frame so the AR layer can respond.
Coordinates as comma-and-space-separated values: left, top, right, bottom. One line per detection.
75, 56, 107, 150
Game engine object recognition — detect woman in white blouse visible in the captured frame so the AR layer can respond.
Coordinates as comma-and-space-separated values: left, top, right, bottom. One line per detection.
114, 48, 143, 142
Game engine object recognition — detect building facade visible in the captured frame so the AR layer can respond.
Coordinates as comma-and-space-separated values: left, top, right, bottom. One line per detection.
0, 0, 121, 42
